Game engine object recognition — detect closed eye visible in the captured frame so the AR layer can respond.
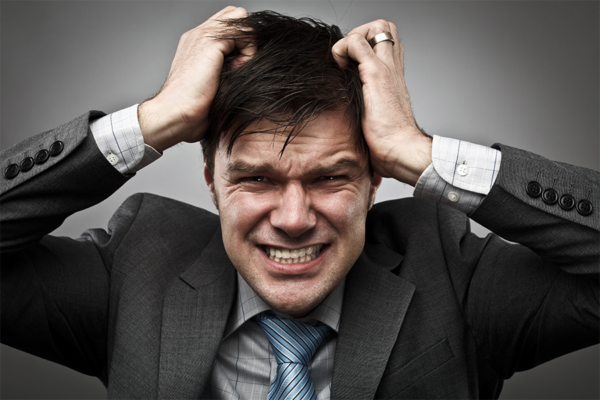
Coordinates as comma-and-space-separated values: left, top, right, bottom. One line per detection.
320, 175, 345, 181
241, 176, 269, 183
316, 175, 350, 185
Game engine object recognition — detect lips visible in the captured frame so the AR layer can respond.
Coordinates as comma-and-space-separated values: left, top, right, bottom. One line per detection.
264, 244, 324, 264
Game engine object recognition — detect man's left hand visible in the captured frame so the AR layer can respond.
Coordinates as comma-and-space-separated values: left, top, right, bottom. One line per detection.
332, 20, 432, 186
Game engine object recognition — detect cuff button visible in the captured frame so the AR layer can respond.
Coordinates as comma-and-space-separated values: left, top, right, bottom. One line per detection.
19, 157, 35, 172
576, 199, 593, 216
526, 181, 542, 198
456, 164, 469, 176
34, 149, 50, 164
4, 163, 20, 179
542, 188, 558, 205
558, 194, 575, 210
106, 153, 119, 166
49, 141, 64, 156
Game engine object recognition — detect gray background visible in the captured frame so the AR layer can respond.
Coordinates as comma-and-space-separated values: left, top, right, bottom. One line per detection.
1, 0, 598, 399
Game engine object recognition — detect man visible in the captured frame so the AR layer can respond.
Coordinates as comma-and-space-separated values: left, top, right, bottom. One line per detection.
1, 6, 598, 400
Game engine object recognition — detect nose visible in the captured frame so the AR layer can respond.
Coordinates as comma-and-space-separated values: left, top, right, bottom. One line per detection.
270, 183, 317, 238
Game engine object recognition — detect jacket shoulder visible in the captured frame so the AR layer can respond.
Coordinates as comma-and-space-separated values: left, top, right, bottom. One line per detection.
107, 192, 219, 235
367, 198, 471, 250
83, 193, 220, 269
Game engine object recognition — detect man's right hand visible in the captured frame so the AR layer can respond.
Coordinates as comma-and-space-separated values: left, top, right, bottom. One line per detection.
138, 6, 251, 153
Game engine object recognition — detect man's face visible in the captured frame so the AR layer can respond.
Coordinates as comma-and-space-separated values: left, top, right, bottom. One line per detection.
204, 110, 381, 317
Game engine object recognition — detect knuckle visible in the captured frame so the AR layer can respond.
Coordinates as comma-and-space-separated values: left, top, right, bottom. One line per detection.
179, 31, 190, 43
347, 32, 365, 43
374, 19, 390, 31
203, 27, 217, 37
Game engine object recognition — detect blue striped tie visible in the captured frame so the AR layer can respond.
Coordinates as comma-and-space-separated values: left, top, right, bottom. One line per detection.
254, 311, 331, 400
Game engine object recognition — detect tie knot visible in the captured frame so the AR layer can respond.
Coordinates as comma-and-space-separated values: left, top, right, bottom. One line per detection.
254, 311, 330, 366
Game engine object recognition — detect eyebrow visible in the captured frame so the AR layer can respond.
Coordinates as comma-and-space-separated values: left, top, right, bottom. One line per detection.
226, 160, 276, 175
225, 157, 364, 176
311, 157, 363, 175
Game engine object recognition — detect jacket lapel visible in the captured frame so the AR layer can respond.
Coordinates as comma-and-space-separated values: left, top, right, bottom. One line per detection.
331, 242, 415, 399
157, 228, 237, 399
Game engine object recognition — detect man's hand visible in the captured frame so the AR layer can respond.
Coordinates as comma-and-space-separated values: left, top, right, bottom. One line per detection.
139, 6, 252, 153
332, 20, 432, 186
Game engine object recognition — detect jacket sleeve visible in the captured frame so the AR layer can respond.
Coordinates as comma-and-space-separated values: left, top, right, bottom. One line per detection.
452, 143, 599, 378
0, 111, 132, 380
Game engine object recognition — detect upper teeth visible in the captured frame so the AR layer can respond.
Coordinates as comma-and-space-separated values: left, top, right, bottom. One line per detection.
266, 245, 323, 263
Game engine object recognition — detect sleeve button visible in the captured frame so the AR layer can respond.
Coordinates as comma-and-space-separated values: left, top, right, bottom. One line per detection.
448, 192, 460, 202
526, 181, 543, 198
19, 157, 35, 172
558, 194, 576, 210
576, 199, 593, 216
4, 164, 20, 179
34, 149, 50, 164
49, 141, 64, 157
542, 188, 558, 205
456, 164, 469, 176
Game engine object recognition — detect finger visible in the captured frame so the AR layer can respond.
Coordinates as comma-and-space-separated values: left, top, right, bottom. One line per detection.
388, 22, 404, 75
230, 40, 256, 71
350, 19, 398, 68
217, 7, 250, 43
201, 6, 248, 33
199, 7, 250, 60
219, 5, 248, 20
374, 22, 400, 59
224, 8, 254, 68
237, 39, 256, 57
207, 5, 244, 21
334, 20, 401, 73
332, 32, 381, 70
347, 19, 391, 43
333, 19, 389, 68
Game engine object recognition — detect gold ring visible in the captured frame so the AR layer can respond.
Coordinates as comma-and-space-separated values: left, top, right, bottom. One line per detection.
369, 32, 395, 47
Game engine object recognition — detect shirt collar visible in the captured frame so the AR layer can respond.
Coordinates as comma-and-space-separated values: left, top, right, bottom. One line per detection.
223, 272, 345, 340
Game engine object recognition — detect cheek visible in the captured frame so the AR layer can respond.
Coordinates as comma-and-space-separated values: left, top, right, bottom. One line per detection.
219, 191, 276, 238
312, 188, 370, 230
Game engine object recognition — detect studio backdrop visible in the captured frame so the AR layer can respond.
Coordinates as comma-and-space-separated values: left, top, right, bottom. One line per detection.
1, 1, 598, 399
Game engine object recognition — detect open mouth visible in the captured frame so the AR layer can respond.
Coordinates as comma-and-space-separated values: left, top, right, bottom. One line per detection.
264, 245, 324, 264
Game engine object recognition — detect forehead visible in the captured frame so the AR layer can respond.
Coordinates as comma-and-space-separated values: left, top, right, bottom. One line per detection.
215, 110, 367, 176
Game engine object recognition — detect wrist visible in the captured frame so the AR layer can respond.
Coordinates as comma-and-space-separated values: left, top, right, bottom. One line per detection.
138, 97, 197, 153
387, 129, 432, 186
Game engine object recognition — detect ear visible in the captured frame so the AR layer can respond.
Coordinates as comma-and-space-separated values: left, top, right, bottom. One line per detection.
369, 173, 383, 210
203, 163, 218, 207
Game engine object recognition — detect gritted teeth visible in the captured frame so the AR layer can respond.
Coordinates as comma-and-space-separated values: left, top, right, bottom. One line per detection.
265, 244, 324, 264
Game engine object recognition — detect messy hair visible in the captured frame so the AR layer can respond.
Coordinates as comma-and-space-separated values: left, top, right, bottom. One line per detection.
201, 11, 365, 174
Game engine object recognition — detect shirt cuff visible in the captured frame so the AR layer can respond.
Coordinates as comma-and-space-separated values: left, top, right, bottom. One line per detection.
413, 135, 502, 215
89, 104, 162, 175
414, 164, 486, 215
431, 135, 501, 194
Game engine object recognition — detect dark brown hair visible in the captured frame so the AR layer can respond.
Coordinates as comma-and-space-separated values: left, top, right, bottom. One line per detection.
201, 11, 365, 174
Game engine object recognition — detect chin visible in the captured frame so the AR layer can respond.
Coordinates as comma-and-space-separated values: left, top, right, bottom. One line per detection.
266, 296, 320, 318
257, 276, 334, 317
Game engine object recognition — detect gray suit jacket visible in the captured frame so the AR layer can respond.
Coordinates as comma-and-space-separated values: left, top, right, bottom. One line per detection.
1, 111, 598, 399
